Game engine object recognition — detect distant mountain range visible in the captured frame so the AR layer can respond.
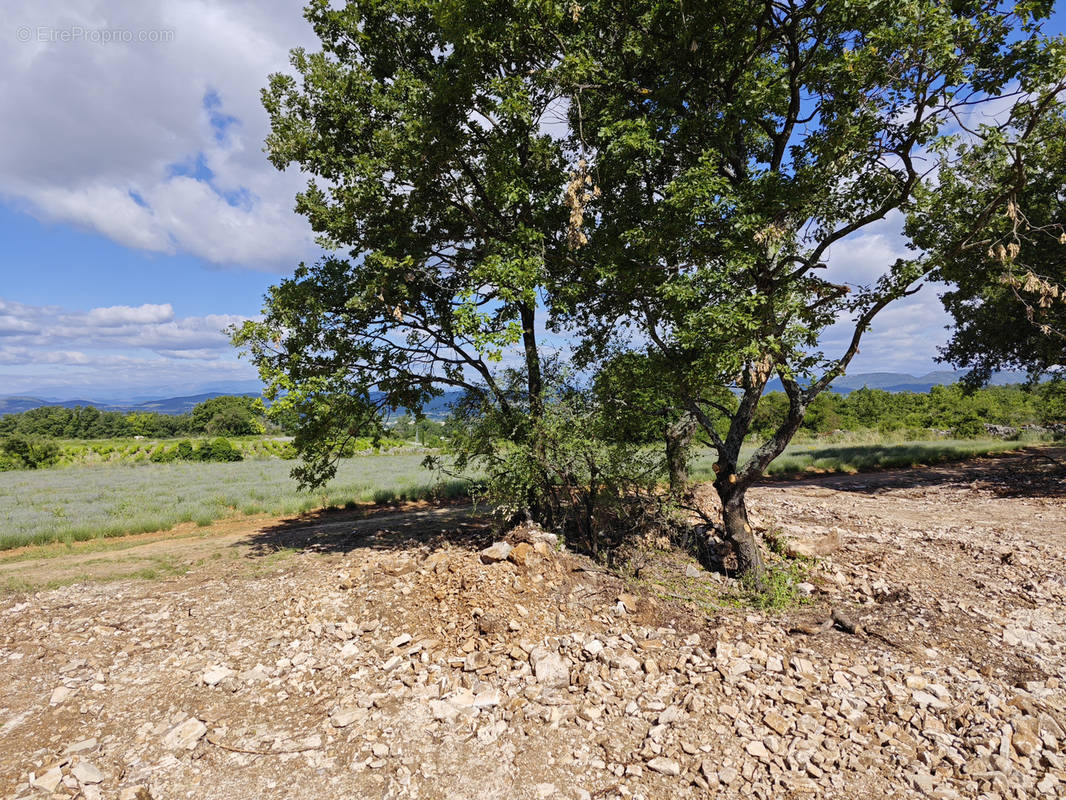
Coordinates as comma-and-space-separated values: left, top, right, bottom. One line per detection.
0, 370, 1034, 417
0, 392, 260, 416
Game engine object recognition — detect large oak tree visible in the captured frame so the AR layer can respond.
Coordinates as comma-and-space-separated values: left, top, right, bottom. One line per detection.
561, 0, 1064, 576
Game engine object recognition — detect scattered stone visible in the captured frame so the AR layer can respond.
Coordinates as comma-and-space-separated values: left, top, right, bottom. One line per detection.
202, 666, 234, 686
479, 542, 513, 563
49, 686, 72, 706
30, 767, 62, 793
785, 529, 841, 558
508, 542, 535, 567
474, 689, 501, 708
330, 707, 361, 728
1012, 728, 1041, 757
647, 757, 681, 776
64, 738, 98, 755
764, 711, 790, 735
162, 717, 207, 751
530, 648, 570, 688
745, 740, 770, 761
71, 762, 104, 785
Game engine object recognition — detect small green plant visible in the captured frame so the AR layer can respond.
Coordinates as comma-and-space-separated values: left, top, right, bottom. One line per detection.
739, 560, 811, 610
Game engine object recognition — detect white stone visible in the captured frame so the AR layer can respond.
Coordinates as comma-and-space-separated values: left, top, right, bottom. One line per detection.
162, 717, 207, 751
331, 707, 361, 728
479, 542, 513, 563
647, 757, 681, 776
30, 767, 62, 793
202, 666, 234, 686
530, 648, 570, 687
71, 762, 104, 785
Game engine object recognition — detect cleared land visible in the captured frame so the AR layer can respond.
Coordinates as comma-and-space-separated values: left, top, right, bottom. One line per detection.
0, 449, 1063, 799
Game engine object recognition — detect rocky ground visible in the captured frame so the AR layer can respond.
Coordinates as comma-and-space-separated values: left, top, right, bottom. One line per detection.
1, 449, 1064, 800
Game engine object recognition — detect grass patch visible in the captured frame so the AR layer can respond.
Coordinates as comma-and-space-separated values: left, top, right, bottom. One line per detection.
690, 438, 1035, 480
0, 455, 476, 551
734, 560, 812, 611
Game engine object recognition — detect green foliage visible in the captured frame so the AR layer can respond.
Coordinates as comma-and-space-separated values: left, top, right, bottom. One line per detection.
557, 0, 1064, 576
231, 0, 1063, 578
444, 381, 670, 558
908, 92, 1066, 382
1, 435, 60, 470
388, 415, 446, 447
751, 383, 1053, 439
190, 396, 265, 436
0, 405, 192, 440
203, 438, 243, 463
738, 560, 811, 611
689, 438, 1034, 481
1037, 380, 1066, 426
233, 0, 577, 492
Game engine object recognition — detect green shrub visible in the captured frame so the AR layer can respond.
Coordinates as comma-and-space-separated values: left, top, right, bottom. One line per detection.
1, 435, 60, 469
150, 446, 177, 463
206, 437, 243, 462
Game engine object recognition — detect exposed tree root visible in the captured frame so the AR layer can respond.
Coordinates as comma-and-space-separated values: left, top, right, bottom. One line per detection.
205, 733, 322, 756
790, 607, 910, 652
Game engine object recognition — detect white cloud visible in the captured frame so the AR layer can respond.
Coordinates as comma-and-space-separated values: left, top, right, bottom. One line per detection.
0, 296, 247, 358
1, 0, 321, 270
0, 296, 254, 396
814, 212, 954, 375
86, 303, 174, 326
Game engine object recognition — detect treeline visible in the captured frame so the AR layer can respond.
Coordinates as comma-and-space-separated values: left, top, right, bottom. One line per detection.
751, 383, 1065, 439
0, 395, 267, 440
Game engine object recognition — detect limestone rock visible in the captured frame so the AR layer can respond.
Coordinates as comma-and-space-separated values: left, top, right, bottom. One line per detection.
785, 529, 842, 558
330, 706, 361, 728
647, 757, 681, 776
71, 761, 104, 785
530, 647, 570, 687
30, 767, 62, 793
202, 666, 234, 686
162, 717, 207, 751
508, 542, 534, 567
480, 542, 513, 564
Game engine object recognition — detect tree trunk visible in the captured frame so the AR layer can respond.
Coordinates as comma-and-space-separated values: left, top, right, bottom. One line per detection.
717, 482, 765, 584
519, 302, 546, 524
665, 412, 697, 498
723, 495, 764, 579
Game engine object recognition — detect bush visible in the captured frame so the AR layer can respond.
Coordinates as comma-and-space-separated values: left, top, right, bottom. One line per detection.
150, 445, 177, 463
206, 437, 243, 462
443, 382, 671, 561
1, 435, 60, 470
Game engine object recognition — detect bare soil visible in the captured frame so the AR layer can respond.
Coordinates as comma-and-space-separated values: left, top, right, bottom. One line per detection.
1, 449, 1063, 800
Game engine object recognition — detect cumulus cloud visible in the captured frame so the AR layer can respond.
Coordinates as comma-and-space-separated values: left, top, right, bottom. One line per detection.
0, 295, 257, 395
86, 303, 174, 326
2, 0, 321, 270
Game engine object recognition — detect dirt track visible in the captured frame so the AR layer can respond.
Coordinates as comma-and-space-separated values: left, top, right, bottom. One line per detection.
1, 449, 1064, 799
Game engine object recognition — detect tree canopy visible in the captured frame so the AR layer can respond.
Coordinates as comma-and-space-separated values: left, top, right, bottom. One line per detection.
909, 93, 1066, 384
238, 0, 1065, 577
234, 0, 582, 489
554, 0, 1065, 574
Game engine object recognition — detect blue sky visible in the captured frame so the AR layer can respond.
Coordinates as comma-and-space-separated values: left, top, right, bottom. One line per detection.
1, 1, 1063, 399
